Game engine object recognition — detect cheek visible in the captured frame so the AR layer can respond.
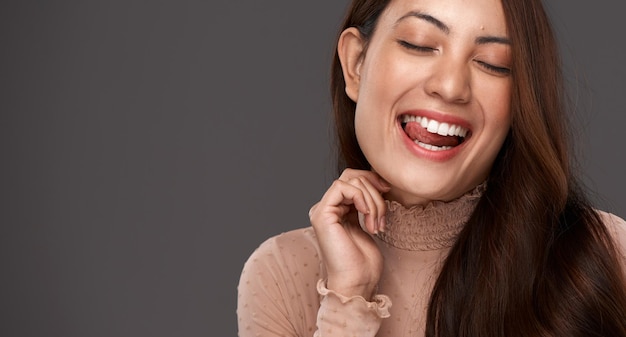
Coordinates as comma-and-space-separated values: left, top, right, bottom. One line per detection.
357, 48, 419, 104
475, 82, 512, 168
487, 106, 511, 154
483, 81, 512, 128
353, 76, 396, 137
492, 101, 512, 132
353, 103, 383, 155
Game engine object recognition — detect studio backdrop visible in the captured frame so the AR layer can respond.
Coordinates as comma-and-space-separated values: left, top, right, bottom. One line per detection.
1, 1, 624, 336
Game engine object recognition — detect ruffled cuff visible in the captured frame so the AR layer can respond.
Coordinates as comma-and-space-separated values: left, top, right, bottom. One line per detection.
314, 279, 391, 337
316, 279, 391, 318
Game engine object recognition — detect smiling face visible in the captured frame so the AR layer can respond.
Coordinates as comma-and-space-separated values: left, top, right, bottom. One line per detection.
338, 0, 512, 206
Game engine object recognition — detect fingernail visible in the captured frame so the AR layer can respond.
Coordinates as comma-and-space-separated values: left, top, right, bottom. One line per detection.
379, 216, 386, 232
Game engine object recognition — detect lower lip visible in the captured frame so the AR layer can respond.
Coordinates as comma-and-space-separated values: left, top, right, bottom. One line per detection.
398, 121, 467, 162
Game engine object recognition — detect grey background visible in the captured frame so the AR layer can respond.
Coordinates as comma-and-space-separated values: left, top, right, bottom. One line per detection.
1, 1, 624, 336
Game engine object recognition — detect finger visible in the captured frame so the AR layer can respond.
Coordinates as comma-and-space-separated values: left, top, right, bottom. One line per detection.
337, 169, 389, 233
315, 180, 371, 221
346, 177, 379, 234
355, 176, 388, 233
339, 169, 391, 193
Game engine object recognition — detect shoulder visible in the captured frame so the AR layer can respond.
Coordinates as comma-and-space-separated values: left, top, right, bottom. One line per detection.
596, 210, 626, 261
237, 228, 323, 334
240, 226, 324, 283
246, 227, 322, 266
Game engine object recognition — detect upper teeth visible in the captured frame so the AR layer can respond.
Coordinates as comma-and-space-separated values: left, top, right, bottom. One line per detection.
402, 115, 468, 138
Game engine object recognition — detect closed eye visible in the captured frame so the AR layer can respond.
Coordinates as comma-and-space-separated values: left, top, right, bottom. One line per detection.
397, 40, 438, 53
475, 60, 511, 76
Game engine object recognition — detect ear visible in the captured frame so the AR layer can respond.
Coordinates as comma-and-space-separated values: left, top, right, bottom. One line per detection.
337, 27, 365, 102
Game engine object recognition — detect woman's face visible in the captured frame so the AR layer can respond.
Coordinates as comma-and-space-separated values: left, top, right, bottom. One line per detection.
340, 0, 512, 206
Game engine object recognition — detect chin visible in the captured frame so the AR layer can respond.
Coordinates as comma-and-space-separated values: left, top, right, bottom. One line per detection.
380, 165, 486, 206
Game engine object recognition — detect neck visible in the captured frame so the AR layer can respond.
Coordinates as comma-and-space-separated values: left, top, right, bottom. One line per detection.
383, 189, 432, 208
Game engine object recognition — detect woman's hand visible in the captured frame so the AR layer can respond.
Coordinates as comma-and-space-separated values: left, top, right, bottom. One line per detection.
308, 169, 391, 300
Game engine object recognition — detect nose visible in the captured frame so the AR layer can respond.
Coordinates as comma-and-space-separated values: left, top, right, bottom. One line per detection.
424, 58, 471, 104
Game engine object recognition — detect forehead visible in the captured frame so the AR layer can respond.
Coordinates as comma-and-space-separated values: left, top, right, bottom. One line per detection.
380, 0, 508, 35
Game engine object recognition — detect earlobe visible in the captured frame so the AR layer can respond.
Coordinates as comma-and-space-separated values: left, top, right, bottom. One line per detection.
337, 27, 365, 102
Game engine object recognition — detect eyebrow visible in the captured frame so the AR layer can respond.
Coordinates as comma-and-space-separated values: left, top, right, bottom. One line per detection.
396, 11, 511, 46
396, 11, 449, 34
476, 36, 511, 46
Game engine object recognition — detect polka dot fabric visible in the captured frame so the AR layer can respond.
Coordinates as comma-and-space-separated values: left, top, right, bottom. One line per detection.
237, 186, 626, 337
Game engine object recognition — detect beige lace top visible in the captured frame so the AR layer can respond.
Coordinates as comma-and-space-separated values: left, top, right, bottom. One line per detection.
237, 184, 625, 337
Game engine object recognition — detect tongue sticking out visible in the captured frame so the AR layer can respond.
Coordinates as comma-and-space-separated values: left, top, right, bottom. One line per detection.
404, 122, 461, 147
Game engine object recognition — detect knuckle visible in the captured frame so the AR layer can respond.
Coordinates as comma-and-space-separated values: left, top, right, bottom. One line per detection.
339, 168, 361, 181
348, 177, 360, 185
343, 168, 356, 174
330, 179, 345, 189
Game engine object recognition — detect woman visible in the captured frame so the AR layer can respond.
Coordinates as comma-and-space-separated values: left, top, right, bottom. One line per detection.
237, 0, 626, 336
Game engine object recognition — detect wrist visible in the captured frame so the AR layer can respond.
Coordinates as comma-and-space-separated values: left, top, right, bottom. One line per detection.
326, 278, 378, 300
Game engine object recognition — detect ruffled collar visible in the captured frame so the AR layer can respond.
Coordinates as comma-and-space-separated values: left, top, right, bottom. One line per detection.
376, 183, 486, 251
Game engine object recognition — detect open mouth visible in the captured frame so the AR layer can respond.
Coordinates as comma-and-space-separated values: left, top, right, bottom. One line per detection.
400, 114, 471, 151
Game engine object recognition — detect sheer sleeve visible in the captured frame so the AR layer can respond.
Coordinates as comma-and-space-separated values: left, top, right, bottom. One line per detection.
237, 228, 392, 337
237, 234, 299, 337
314, 279, 391, 337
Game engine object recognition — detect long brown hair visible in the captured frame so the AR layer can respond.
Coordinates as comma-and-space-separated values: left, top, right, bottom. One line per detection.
331, 0, 626, 336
